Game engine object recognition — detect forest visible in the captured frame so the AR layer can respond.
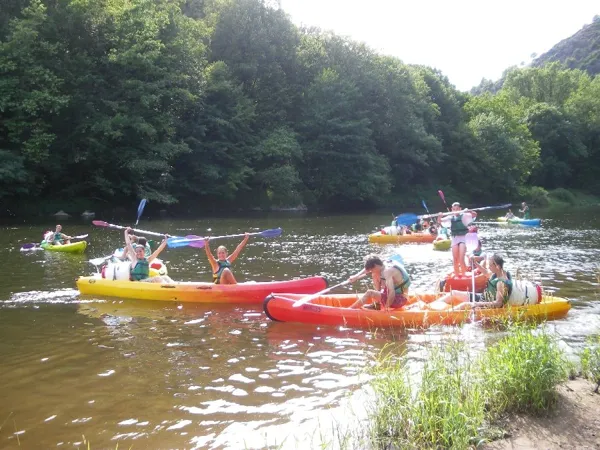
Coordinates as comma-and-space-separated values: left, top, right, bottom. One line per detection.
1, 0, 599, 215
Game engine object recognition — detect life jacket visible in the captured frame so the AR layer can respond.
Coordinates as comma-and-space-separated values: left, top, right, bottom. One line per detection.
483, 273, 513, 304
450, 214, 468, 237
384, 260, 411, 294
507, 279, 542, 305
53, 232, 63, 243
130, 258, 149, 281
213, 260, 231, 284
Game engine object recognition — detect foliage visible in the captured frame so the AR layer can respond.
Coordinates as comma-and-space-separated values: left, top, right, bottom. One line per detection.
580, 334, 600, 393
518, 186, 549, 207
548, 188, 577, 204
0, 0, 599, 214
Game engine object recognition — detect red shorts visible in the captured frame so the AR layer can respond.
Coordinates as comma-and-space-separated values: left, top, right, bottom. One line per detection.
381, 286, 408, 309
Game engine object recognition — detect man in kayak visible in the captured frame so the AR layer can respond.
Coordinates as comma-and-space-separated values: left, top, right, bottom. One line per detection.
204, 233, 250, 284
348, 255, 411, 310
50, 225, 72, 245
428, 253, 512, 310
519, 202, 530, 219
438, 202, 477, 276
124, 227, 172, 283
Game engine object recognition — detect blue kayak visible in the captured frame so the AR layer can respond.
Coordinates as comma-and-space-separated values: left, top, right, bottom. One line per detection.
497, 217, 541, 227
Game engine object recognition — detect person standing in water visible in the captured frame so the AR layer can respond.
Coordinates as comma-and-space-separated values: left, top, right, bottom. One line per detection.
438, 202, 477, 275
204, 233, 250, 284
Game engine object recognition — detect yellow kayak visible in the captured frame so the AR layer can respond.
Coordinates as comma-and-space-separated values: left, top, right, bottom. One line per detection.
433, 238, 451, 251
41, 241, 87, 254
369, 232, 435, 244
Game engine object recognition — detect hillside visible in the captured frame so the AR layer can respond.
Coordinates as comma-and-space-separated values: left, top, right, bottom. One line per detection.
532, 15, 600, 75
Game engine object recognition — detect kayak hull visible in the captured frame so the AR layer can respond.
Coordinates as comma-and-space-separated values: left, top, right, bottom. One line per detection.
263, 293, 571, 329
368, 232, 435, 244
497, 217, 541, 226
41, 241, 87, 254
442, 271, 488, 292
76, 275, 328, 304
433, 238, 451, 251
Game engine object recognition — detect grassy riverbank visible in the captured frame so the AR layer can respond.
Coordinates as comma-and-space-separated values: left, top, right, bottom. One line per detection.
367, 324, 600, 449
519, 186, 600, 209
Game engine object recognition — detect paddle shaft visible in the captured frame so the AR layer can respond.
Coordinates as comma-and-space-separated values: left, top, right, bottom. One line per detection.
292, 273, 368, 308
92, 221, 167, 238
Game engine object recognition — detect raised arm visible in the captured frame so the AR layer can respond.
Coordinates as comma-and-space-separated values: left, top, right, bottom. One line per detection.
148, 236, 168, 263
124, 228, 135, 261
228, 233, 249, 263
204, 238, 218, 272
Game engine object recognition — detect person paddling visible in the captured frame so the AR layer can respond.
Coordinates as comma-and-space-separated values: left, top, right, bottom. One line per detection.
438, 202, 477, 276
49, 225, 72, 245
204, 233, 250, 285
348, 254, 411, 310
519, 202, 531, 219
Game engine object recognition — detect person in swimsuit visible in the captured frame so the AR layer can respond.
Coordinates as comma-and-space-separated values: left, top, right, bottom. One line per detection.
348, 255, 411, 310
204, 233, 250, 284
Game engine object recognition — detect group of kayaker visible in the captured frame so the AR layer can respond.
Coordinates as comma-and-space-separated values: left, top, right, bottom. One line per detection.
505, 202, 531, 220
348, 199, 524, 312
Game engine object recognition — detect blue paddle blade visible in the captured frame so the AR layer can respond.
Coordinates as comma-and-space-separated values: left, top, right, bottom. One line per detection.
387, 253, 404, 265
259, 228, 283, 238
394, 213, 419, 226
135, 199, 147, 226
421, 200, 429, 214
167, 237, 193, 248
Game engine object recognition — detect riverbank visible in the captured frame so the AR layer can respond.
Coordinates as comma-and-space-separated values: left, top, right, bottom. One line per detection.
484, 377, 600, 450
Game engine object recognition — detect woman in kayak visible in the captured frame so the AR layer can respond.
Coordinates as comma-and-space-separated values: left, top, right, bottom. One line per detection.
50, 225, 72, 245
124, 227, 172, 283
504, 209, 515, 219
204, 233, 250, 285
429, 253, 512, 310
348, 254, 411, 310
438, 202, 477, 276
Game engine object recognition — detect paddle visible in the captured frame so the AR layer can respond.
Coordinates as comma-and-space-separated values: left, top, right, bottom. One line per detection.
421, 200, 430, 214
394, 203, 512, 226
473, 221, 540, 227
291, 253, 404, 308
166, 228, 283, 249
438, 190, 450, 211
21, 234, 89, 250
465, 232, 479, 303
135, 199, 147, 226
92, 220, 167, 238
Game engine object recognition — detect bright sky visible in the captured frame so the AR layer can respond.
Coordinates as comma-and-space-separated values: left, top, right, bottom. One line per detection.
281, 0, 599, 91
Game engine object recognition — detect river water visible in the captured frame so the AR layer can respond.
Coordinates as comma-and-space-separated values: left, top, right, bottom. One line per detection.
1, 210, 600, 449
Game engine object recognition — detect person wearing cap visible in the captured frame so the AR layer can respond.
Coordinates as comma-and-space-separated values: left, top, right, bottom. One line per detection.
124, 227, 172, 282
519, 202, 530, 219
438, 202, 477, 275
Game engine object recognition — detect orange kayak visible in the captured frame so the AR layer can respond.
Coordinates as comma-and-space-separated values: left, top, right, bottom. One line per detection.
441, 271, 488, 292
368, 232, 435, 244
76, 275, 328, 304
263, 293, 571, 329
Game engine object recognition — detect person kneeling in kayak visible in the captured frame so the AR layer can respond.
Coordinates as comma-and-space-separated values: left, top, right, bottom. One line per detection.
204, 233, 250, 285
348, 255, 411, 310
124, 227, 173, 283
429, 253, 512, 310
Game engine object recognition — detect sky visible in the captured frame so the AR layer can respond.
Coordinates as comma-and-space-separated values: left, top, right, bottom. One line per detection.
280, 0, 599, 91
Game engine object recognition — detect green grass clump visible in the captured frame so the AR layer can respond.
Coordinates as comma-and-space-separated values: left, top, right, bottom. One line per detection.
476, 325, 568, 416
581, 334, 600, 393
369, 342, 485, 449
368, 324, 570, 449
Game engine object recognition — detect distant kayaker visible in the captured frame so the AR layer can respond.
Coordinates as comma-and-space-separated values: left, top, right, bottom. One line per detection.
348, 254, 411, 310
429, 253, 512, 310
505, 209, 515, 219
204, 233, 250, 285
519, 202, 531, 219
438, 202, 477, 276
124, 227, 172, 283
50, 225, 72, 245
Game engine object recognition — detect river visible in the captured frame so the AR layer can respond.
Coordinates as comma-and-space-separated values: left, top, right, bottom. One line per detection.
1, 209, 600, 449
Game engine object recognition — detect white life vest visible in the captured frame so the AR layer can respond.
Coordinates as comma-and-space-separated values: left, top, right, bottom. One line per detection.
382, 226, 400, 236
507, 279, 541, 306
102, 261, 132, 281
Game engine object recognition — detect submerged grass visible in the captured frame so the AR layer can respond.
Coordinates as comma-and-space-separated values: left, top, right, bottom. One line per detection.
368, 322, 570, 449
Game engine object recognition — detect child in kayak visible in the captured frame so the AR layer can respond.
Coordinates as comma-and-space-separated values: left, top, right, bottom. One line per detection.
124, 227, 172, 283
49, 225, 72, 245
204, 233, 250, 284
348, 254, 411, 310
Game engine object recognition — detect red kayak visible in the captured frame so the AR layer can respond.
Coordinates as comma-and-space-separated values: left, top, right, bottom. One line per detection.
441, 270, 488, 293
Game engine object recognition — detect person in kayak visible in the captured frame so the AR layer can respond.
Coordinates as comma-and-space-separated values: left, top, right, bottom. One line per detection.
50, 225, 72, 245
438, 202, 477, 276
124, 227, 172, 283
519, 202, 530, 219
428, 253, 512, 310
204, 233, 250, 285
504, 209, 515, 219
348, 255, 411, 310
